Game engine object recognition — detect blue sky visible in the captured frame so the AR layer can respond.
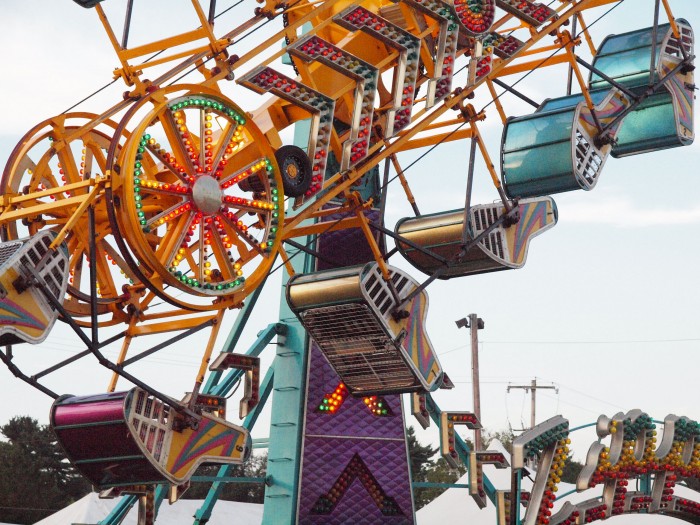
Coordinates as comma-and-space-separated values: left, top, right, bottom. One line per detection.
0, 0, 698, 466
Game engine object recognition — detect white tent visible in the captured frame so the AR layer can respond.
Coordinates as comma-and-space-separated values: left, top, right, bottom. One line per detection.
37, 441, 694, 524
34, 493, 262, 525
417, 440, 685, 524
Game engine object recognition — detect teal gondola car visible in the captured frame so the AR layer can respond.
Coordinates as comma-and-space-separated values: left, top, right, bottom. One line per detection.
501, 88, 630, 198
590, 19, 694, 157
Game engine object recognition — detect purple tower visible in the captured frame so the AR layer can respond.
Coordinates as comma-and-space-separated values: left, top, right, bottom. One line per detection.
295, 209, 415, 524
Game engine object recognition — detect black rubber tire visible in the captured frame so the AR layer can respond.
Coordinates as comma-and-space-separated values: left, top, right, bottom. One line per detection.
275, 145, 313, 197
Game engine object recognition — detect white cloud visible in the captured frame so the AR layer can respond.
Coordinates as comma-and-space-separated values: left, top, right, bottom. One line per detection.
562, 196, 700, 227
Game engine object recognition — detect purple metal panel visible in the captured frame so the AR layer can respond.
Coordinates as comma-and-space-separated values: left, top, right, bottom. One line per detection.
316, 209, 382, 271
305, 344, 404, 439
299, 436, 412, 525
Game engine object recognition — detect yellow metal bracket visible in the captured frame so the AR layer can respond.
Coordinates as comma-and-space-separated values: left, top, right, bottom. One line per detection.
50, 184, 103, 249
559, 30, 598, 121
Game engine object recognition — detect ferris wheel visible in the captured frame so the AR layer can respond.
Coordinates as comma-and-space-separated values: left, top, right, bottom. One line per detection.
0, 0, 695, 523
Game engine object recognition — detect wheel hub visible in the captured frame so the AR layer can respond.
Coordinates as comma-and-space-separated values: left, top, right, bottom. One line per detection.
192, 175, 223, 215
285, 161, 299, 179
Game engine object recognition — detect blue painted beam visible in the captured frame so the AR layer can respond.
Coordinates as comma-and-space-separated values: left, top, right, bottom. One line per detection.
203, 281, 268, 394
191, 476, 267, 484
424, 394, 498, 504
98, 495, 136, 524
260, 305, 308, 522
98, 484, 170, 524
193, 365, 274, 524
209, 323, 286, 398
412, 482, 470, 489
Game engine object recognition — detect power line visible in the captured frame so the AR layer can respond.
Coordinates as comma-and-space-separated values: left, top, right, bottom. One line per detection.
538, 392, 610, 416
61, 0, 247, 113
442, 336, 700, 354
483, 338, 700, 344
540, 379, 627, 412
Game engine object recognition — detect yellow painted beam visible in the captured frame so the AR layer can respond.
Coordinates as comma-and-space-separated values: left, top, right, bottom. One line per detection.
281, 0, 619, 234
402, 128, 475, 150
496, 54, 570, 77
0, 179, 95, 206
285, 216, 362, 239
0, 193, 97, 224
120, 27, 210, 61
128, 315, 218, 337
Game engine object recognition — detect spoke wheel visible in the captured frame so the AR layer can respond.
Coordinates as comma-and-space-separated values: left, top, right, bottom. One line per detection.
110, 86, 284, 311
0, 113, 135, 326
275, 145, 313, 197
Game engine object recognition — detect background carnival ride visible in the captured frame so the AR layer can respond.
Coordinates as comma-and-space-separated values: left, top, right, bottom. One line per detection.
0, 0, 697, 523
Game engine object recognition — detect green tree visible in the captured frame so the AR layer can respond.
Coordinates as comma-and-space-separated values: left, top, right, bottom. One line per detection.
0, 416, 90, 524
483, 428, 515, 453
406, 426, 438, 482
407, 426, 516, 510
414, 457, 466, 509
184, 452, 267, 503
406, 426, 465, 510
561, 454, 584, 484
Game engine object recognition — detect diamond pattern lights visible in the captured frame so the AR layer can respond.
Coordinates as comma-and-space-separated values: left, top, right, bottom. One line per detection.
470, 451, 509, 508
316, 382, 393, 417
411, 392, 431, 429
483, 32, 525, 59
575, 411, 700, 522
522, 411, 700, 524
402, 0, 459, 107
316, 382, 349, 414
452, 0, 495, 36
191, 393, 227, 419
468, 44, 494, 86
549, 504, 580, 525
311, 453, 402, 516
208, 353, 261, 418
497, 490, 532, 525
672, 497, 700, 520
364, 395, 393, 417
578, 411, 656, 520
495, 0, 557, 27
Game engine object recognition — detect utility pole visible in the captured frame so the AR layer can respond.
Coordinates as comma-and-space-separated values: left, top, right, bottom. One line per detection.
507, 379, 558, 430
456, 314, 484, 450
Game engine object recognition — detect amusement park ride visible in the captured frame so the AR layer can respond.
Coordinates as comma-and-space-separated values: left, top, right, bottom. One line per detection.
0, 0, 697, 523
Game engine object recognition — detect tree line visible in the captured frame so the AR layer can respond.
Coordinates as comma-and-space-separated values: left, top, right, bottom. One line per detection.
0, 417, 266, 524
0, 416, 585, 523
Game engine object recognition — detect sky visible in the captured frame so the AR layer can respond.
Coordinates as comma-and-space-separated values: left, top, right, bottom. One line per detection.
0, 0, 698, 489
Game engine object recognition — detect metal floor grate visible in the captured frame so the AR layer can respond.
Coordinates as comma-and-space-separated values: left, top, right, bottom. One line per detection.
302, 303, 419, 393
0, 241, 23, 266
